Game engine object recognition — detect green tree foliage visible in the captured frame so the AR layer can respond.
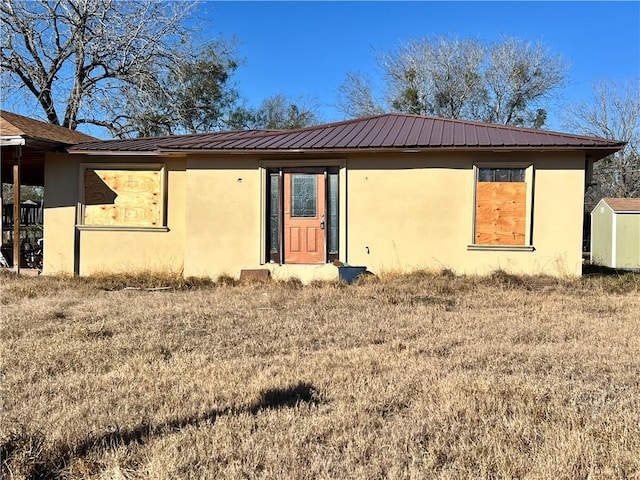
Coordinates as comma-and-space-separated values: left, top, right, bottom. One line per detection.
229, 95, 320, 130
338, 36, 566, 128
1, 185, 43, 204
0, 0, 240, 138
108, 43, 241, 137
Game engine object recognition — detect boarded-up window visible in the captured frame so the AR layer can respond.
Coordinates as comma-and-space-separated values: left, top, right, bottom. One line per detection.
475, 168, 526, 246
83, 167, 163, 227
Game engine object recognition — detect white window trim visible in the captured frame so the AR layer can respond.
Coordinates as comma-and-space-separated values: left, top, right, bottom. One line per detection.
611, 211, 617, 268
468, 162, 535, 251
76, 225, 169, 232
77, 163, 167, 229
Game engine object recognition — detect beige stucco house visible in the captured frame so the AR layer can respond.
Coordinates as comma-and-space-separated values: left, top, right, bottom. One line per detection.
39, 113, 623, 281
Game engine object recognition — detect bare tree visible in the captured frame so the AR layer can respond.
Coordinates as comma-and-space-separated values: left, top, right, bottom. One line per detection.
106, 42, 241, 138
337, 72, 385, 118
253, 95, 319, 129
484, 38, 565, 127
380, 37, 485, 119
337, 35, 566, 128
564, 78, 640, 208
0, 0, 236, 136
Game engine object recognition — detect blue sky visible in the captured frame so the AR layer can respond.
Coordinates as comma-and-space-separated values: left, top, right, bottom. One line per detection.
199, 1, 639, 131
4, 1, 638, 136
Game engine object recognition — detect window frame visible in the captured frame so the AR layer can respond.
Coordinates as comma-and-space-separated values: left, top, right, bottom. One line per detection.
260, 160, 345, 265
468, 162, 535, 251
77, 163, 168, 232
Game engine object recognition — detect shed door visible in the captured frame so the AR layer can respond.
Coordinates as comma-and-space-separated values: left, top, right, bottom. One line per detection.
283, 172, 325, 264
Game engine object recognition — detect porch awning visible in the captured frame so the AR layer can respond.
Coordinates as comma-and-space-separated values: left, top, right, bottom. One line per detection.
1, 110, 97, 186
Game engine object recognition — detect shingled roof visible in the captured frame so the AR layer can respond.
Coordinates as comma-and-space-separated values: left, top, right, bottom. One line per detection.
1, 110, 98, 185
1, 110, 96, 145
602, 198, 640, 212
69, 113, 624, 161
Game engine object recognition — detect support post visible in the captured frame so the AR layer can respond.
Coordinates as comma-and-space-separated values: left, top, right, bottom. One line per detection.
1, 158, 3, 244
13, 146, 21, 273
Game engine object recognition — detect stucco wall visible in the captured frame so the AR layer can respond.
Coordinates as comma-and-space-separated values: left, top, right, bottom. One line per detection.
43, 150, 587, 280
181, 157, 350, 282
345, 151, 585, 277
43, 154, 186, 275
527, 156, 585, 276
346, 155, 471, 272
183, 157, 262, 278
43, 152, 79, 274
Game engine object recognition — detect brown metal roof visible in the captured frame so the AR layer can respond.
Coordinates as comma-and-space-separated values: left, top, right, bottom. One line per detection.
1, 110, 97, 144
69, 129, 279, 152
68, 113, 625, 160
602, 198, 640, 212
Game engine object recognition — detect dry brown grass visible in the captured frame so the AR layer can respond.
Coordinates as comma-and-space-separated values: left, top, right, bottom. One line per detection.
1, 269, 639, 479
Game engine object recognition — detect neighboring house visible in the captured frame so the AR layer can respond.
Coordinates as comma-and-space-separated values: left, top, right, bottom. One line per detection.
0, 110, 96, 185
590, 198, 640, 270
1, 110, 96, 269
34, 113, 623, 281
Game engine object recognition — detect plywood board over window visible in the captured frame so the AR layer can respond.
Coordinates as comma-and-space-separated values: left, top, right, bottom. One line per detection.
475, 182, 526, 245
472, 166, 530, 248
82, 167, 163, 227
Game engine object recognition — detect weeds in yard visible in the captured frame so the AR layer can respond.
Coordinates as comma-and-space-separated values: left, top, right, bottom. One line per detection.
1, 269, 638, 479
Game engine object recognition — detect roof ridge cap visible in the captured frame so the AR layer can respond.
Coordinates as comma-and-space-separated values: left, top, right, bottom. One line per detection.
83, 128, 281, 145
295, 113, 624, 145
159, 113, 438, 142
604, 196, 640, 201
602, 197, 640, 210
1, 109, 98, 141
159, 118, 379, 144
1, 110, 41, 122
429, 115, 624, 144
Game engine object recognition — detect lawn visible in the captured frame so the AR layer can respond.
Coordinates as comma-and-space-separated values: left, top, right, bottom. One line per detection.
1, 270, 639, 479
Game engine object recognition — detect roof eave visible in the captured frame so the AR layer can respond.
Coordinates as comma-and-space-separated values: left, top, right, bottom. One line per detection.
1, 135, 73, 151
0, 135, 26, 146
66, 144, 625, 158
156, 145, 625, 157
585, 147, 626, 162
68, 149, 184, 157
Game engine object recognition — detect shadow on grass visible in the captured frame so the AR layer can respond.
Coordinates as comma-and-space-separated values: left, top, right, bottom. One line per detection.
582, 263, 640, 276
2, 382, 320, 480
253, 382, 319, 411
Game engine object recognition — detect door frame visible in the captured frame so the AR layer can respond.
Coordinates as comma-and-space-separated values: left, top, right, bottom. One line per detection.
282, 168, 327, 264
260, 161, 345, 266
